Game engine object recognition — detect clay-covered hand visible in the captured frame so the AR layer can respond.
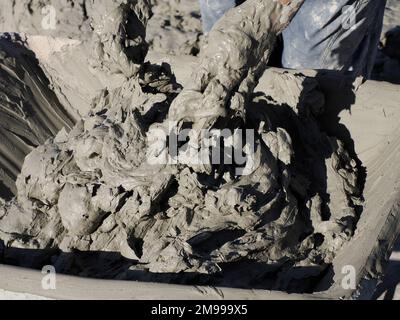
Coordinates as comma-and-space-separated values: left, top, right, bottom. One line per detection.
169, 0, 304, 130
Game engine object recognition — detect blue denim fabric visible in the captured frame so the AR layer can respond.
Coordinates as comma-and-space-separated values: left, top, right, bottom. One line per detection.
199, 0, 237, 33
199, 0, 387, 78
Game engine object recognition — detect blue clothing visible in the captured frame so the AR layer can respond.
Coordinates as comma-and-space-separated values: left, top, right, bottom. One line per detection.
199, 0, 237, 34
198, 0, 387, 78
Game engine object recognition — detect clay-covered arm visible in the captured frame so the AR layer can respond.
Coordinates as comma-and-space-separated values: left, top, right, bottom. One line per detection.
169, 0, 304, 127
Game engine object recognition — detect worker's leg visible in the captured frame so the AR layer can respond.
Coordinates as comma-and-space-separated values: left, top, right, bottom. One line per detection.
282, 0, 387, 78
199, 0, 237, 33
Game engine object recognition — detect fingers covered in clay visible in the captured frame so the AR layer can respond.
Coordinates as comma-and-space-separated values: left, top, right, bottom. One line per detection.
169, 0, 304, 127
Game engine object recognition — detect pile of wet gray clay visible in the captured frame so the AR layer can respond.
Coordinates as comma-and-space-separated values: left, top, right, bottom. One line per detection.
0, 0, 390, 294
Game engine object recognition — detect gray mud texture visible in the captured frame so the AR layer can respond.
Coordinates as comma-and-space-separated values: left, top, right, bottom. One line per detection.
146, 0, 203, 56
0, 0, 398, 295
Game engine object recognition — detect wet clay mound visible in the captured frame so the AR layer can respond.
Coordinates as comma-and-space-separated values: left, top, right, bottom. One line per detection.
0, 0, 152, 197
0, 64, 362, 293
1, 72, 400, 299
0, 0, 368, 294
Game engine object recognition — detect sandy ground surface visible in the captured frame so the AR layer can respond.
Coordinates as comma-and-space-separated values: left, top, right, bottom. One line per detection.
384, 0, 400, 34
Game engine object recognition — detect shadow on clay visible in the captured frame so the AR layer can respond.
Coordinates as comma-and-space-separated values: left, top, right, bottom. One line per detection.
0, 239, 334, 294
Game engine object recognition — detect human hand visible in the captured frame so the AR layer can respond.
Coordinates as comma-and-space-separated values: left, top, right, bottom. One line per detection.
168, 0, 304, 131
